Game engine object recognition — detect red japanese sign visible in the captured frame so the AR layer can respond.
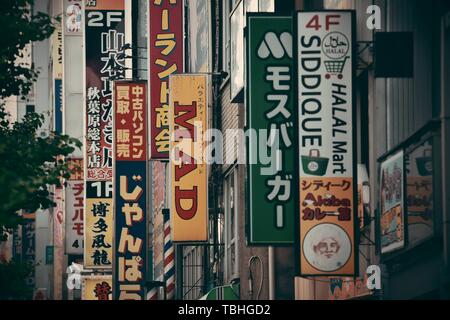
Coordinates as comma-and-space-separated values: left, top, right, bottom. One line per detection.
149, 0, 184, 159
85, 0, 126, 180
114, 82, 147, 161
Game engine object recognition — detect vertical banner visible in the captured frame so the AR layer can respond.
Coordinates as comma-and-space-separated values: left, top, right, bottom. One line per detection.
113, 81, 148, 300
66, 158, 84, 255
63, 0, 83, 157
13, 226, 22, 261
82, 275, 113, 300
84, 0, 126, 181
54, 79, 63, 134
52, 22, 63, 134
22, 213, 36, 289
169, 74, 208, 243
296, 11, 357, 276
246, 15, 295, 244
84, 0, 127, 269
84, 180, 113, 268
149, 0, 184, 159
380, 151, 405, 254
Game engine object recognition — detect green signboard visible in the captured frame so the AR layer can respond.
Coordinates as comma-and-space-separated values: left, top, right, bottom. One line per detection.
246, 15, 294, 244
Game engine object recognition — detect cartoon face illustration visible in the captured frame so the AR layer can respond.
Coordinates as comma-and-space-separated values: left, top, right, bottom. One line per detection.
303, 223, 352, 272
313, 237, 340, 259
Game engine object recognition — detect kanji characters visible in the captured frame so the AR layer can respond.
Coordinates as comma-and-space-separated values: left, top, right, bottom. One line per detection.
94, 282, 112, 301
91, 249, 111, 266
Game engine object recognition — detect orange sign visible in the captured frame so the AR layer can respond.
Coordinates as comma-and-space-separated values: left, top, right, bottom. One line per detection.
82, 275, 113, 300
300, 178, 354, 275
169, 74, 208, 242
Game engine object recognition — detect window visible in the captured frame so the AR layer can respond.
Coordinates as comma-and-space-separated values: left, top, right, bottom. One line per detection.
227, 0, 275, 101
230, 1, 244, 101
222, 0, 232, 75
224, 169, 239, 282
182, 245, 203, 300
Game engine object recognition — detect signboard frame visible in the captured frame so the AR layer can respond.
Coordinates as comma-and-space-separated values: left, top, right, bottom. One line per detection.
294, 10, 358, 277
148, 0, 185, 160
112, 80, 149, 300
169, 74, 209, 244
82, 275, 113, 300
379, 150, 406, 255
245, 13, 295, 245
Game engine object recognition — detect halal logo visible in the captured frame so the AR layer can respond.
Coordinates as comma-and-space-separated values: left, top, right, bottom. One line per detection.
322, 32, 349, 60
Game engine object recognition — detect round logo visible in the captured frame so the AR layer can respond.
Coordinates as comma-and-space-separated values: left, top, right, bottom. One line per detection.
322, 32, 349, 60
303, 223, 352, 272
307, 161, 319, 173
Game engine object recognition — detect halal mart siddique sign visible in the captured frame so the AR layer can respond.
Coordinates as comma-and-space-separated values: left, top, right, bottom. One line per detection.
296, 11, 357, 276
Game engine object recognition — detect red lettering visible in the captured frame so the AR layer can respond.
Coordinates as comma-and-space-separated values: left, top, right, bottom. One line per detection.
326, 15, 341, 31
174, 150, 197, 181
175, 186, 198, 220
174, 101, 197, 141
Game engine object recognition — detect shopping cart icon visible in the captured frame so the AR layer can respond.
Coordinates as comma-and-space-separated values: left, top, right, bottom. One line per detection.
324, 56, 349, 79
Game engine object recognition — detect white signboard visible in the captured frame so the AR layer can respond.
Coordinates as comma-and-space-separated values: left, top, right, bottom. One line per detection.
296, 11, 357, 276
65, 180, 84, 254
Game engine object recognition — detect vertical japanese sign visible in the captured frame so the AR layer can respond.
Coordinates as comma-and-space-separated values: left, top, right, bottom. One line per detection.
84, 0, 127, 269
113, 81, 148, 300
22, 213, 36, 289
296, 11, 357, 276
246, 15, 294, 244
380, 151, 405, 254
13, 227, 22, 261
84, 0, 126, 181
169, 74, 208, 243
85, 181, 113, 268
149, 0, 184, 159
66, 158, 84, 254
52, 22, 63, 134
82, 275, 113, 300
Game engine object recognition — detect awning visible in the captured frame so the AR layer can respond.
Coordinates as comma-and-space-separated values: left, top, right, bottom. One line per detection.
199, 284, 240, 300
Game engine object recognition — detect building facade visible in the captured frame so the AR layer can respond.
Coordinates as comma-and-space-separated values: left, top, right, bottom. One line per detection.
3, 0, 450, 300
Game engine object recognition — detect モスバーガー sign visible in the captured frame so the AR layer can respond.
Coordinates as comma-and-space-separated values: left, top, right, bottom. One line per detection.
246, 15, 295, 245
